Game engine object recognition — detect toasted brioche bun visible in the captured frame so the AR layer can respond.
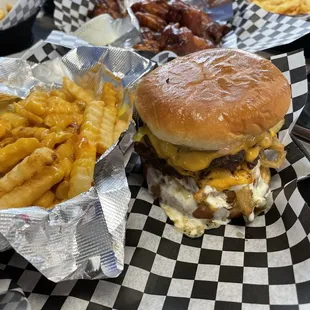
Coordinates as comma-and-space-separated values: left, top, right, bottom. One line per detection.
135, 49, 291, 151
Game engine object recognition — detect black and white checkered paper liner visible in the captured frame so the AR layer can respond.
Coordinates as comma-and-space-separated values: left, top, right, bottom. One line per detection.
21, 39, 70, 63
0, 43, 306, 309
53, 0, 96, 33
0, 268, 30, 310
45, 30, 92, 50
0, 0, 43, 30
232, 0, 310, 52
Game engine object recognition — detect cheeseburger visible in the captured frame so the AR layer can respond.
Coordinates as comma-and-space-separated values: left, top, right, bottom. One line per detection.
134, 49, 290, 238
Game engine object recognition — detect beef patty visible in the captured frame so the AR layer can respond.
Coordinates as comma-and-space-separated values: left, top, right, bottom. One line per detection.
134, 136, 258, 179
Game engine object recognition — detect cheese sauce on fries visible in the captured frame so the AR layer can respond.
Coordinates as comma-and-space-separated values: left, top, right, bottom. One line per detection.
0, 77, 131, 209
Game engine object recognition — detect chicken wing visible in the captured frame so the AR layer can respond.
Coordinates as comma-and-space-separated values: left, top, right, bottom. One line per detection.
141, 27, 162, 41
159, 24, 215, 56
131, 0, 230, 55
134, 40, 160, 53
88, 0, 124, 19
135, 12, 167, 32
131, 0, 169, 19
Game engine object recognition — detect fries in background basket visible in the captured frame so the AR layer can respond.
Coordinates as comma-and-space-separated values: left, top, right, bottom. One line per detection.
0, 75, 131, 210
0, 9, 5, 21
6, 3, 13, 12
0, 2, 12, 22
250, 0, 310, 15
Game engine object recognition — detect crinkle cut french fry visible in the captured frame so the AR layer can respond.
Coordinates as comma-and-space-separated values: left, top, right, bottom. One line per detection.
34, 190, 55, 209
80, 100, 105, 144
50, 89, 68, 101
41, 131, 73, 149
0, 138, 40, 173
68, 138, 96, 198
63, 77, 93, 103
68, 158, 95, 198
44, 114, 73, 129
61, 88, 75, 102
0, 165, 64, 208
0, 123, 6, 139
56, 138, 75, 161
41, 132, 57, 149
0, 137, 17, 148
101, 83, 118, 109
55, 131, 73, 145
60, 158, 72, 178
0, 147, 57, 197
113, 120, 129, 143
47, 96, 75, 114
0, 9, 5, 21
97, 107, 117, 154
55, 180, 70, 201
71, 101, 84, 114
0, 119, 11, 138
14, 103, 43, 125
23, 91, 48, 116
62, 126, 78, 136
44, 113, 83, 130
30, 90, 49, 99
0, 112, 27, 128
72, 99, 86, 113
12, 127, 49, 141
55, 140, 75, 200
54, 158, 72, 201
6, 3, 12, 12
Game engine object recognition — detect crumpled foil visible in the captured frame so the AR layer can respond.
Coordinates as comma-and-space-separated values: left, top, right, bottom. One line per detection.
0, 46, 154, 282
74, 8, 141, 49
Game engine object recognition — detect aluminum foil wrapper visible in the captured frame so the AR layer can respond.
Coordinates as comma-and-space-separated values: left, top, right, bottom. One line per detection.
74, 9, 141, 49
0, 46, 154, 282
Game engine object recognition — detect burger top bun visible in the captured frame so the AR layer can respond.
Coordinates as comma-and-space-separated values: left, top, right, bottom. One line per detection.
135, 49, 291, 151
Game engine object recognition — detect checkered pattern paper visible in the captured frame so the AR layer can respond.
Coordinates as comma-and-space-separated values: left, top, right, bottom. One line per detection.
54, 0, 96, 33
21, 40, 70, 63
232, 0, 310, 52
45, 30, 92, 50
0, 0, 44, 30
0, 267, 30, 310
0, 42, 301, 308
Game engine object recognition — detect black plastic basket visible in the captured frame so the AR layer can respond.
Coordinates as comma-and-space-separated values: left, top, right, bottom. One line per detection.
0, 9, 40, 56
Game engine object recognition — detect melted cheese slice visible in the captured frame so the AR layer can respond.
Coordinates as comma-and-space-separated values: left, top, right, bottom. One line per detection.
135, 126, 274, 173
200, 168, 254, 191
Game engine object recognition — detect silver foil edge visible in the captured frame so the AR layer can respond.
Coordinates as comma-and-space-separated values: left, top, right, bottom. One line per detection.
0, 46, 152, 282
